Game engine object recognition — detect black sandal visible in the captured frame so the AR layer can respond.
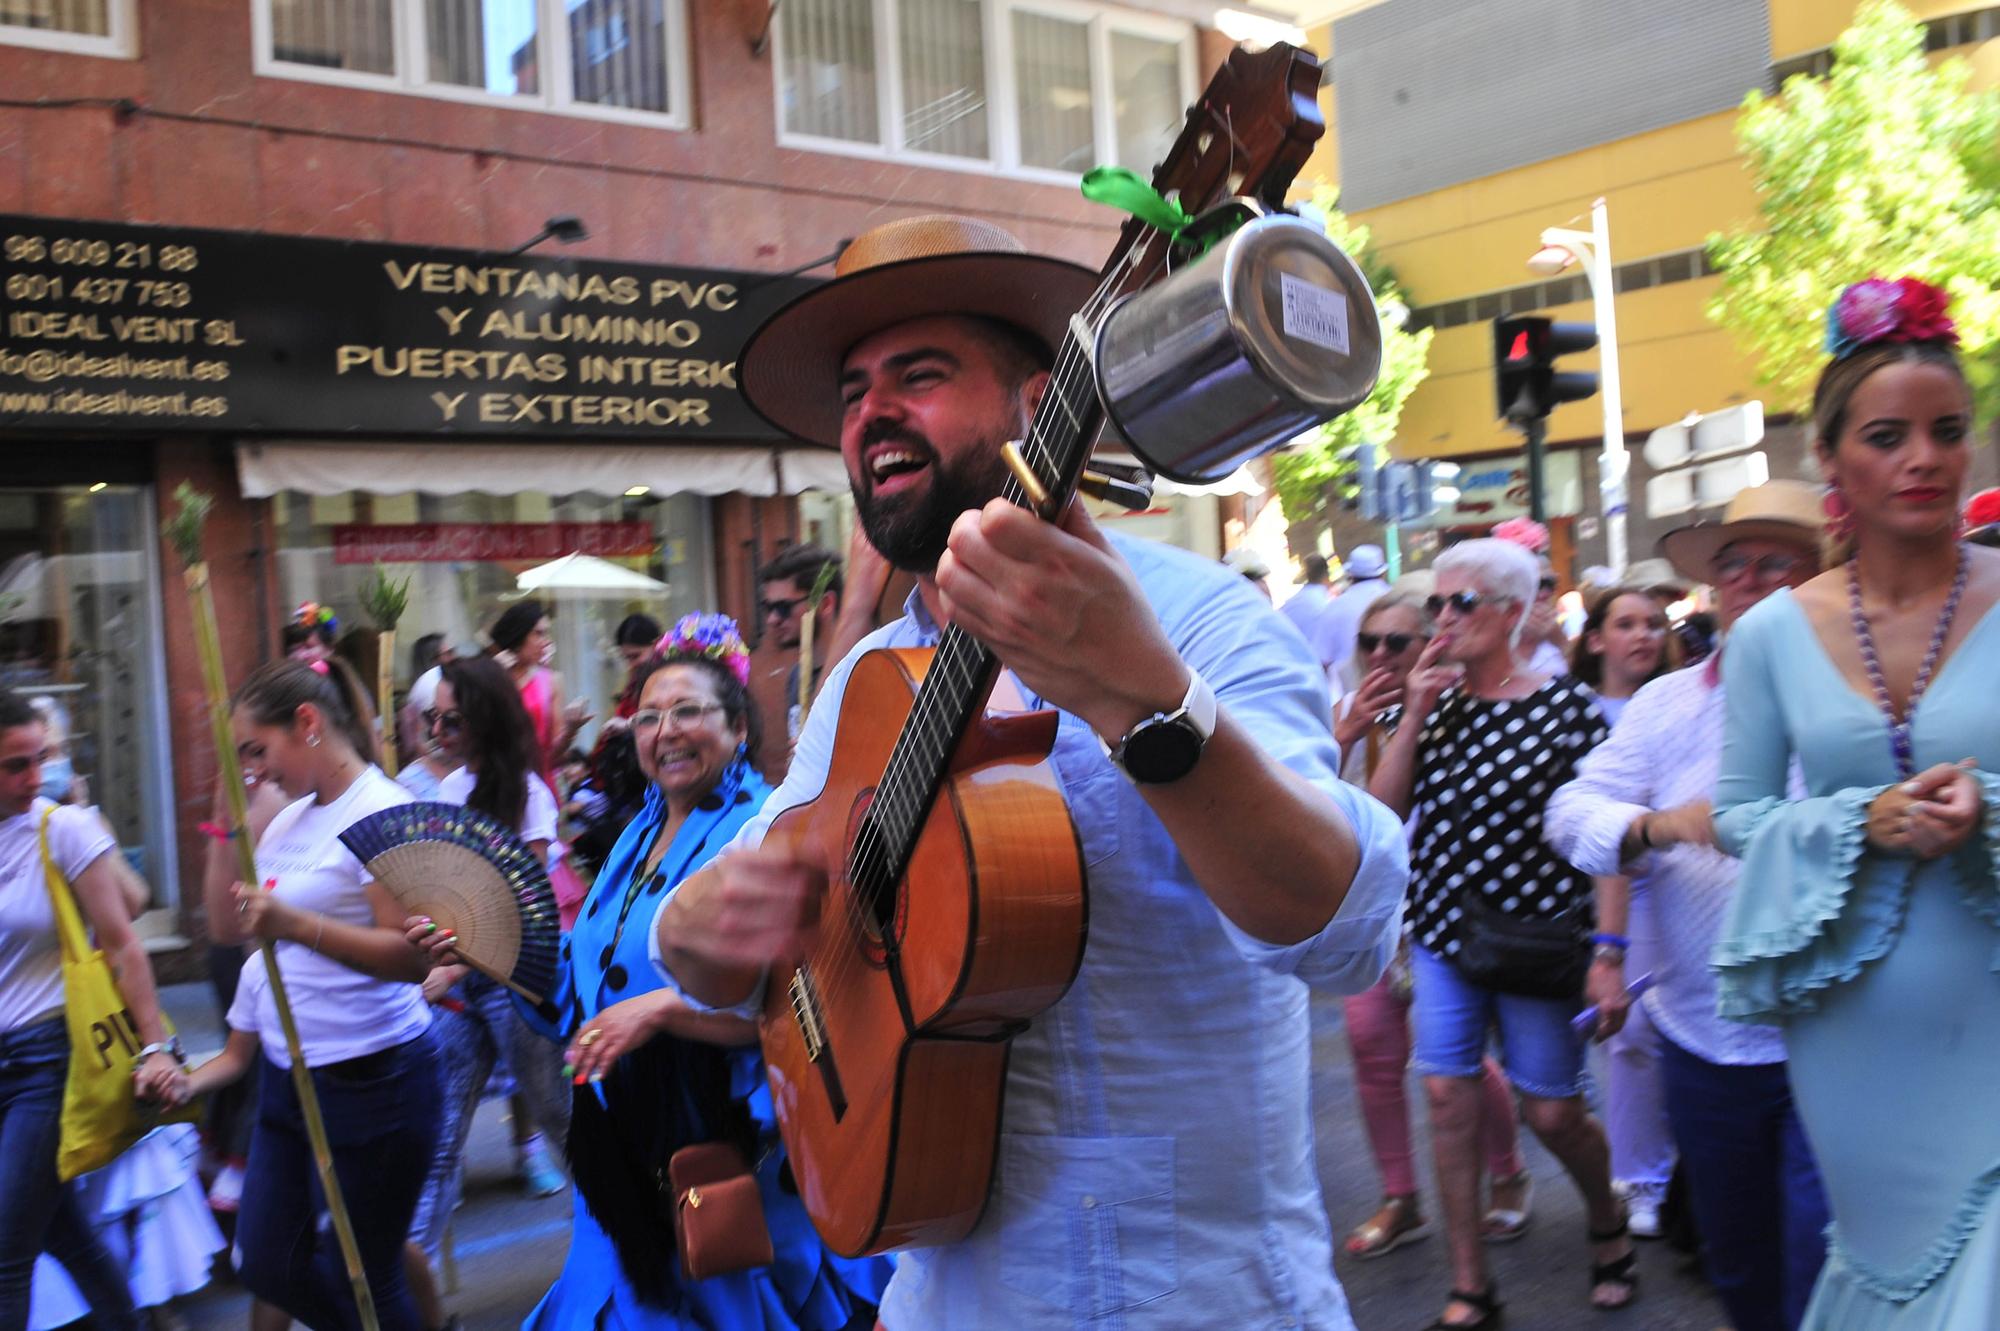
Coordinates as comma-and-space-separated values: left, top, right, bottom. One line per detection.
1588, 1217, 1640, 1311
1424, 1283, 1503, 1329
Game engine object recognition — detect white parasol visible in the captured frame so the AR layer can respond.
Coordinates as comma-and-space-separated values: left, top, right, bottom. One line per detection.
513, 552, 668, 598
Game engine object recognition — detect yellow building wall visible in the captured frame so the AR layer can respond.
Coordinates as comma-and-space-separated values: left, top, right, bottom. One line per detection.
1307, 1, 1999, 461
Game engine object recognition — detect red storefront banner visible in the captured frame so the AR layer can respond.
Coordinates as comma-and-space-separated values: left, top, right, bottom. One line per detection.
332, 521, 655, 565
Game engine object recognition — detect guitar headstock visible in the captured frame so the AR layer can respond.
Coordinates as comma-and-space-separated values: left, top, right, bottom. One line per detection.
1097, 43, 1325, 308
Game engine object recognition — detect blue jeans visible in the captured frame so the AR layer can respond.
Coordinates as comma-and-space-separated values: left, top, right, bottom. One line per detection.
238, 1028, 444, 1331
1659, 1034, 1829, 1331
1409, 943, 1587, 1098
0, 1016, 139, 1331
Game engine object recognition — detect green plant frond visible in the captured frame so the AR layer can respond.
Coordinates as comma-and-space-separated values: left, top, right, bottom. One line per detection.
164, 483, 212, 569
359, 565, 412, 631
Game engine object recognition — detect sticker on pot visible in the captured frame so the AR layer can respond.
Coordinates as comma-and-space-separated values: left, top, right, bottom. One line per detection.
1280, 274, 1350, 356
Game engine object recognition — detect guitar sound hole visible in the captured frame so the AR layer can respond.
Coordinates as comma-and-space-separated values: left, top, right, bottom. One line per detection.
843, 795, 902, 966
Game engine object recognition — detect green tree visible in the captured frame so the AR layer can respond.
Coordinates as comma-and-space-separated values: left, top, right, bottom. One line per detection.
1272, 187, 1434, 532
1708, 0, 2000, 415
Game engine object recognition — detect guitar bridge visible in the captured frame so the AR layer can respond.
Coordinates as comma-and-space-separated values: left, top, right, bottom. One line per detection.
787, 966, 847, 1119
789, 967, 828, 1063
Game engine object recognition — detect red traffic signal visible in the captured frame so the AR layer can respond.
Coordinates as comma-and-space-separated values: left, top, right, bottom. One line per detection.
1493, 316, 1598, 422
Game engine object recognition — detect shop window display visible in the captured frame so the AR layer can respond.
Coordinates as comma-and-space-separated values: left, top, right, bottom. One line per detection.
0, 485, 177, 906
271, 488, 713, 753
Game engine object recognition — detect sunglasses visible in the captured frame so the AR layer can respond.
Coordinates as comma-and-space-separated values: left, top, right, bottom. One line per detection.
761, 596, 807, 620
1426, 590, 1514, 617
632, 702, 725, 732
1357, 631, 1421, 654
422, 708, 464, 735
0, 748, 51, 776
1714, 551, 1804, 584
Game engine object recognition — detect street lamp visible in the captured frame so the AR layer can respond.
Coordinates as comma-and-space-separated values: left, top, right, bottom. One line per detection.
1527, 197, 1628, 573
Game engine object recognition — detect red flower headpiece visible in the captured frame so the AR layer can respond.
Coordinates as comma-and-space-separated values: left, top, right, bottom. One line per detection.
1825, 277, 1958, 359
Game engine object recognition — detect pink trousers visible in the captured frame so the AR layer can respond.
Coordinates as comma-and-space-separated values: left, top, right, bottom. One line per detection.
1343, 971, 1523, 1196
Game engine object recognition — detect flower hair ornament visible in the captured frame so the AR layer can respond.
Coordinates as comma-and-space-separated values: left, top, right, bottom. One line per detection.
294, 600, 339, 637
1491, 517, 1552, 555
655, 612, 752, 686
1824, 277, 1958, 360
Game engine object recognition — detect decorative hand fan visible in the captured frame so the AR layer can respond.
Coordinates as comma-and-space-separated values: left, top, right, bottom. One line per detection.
340, 802, 562, 1005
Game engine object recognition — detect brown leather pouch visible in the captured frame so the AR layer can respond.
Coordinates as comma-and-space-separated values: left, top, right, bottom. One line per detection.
669, 1141, 773, 1280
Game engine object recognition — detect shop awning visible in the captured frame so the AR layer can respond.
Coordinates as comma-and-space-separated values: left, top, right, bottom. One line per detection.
235, 441, 850, 499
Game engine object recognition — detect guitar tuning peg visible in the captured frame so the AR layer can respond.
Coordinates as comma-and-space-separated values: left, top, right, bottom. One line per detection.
1077, 469, 1154, 512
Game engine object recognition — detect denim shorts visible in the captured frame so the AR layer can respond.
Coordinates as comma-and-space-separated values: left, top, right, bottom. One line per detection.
1409, 943, 1587, 1099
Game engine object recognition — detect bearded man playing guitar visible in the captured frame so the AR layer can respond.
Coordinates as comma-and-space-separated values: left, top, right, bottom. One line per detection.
643, 204, 1411, 1330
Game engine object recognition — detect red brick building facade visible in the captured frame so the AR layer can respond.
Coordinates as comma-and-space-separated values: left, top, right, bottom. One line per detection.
0, 0, 1229, 958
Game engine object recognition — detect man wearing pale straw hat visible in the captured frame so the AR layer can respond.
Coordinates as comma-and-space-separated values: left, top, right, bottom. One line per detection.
1545, 480, 1832, 1331
651, 216, 1410, 1329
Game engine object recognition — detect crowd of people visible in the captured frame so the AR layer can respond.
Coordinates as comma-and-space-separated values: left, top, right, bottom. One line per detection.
1, 220, 1997, 1331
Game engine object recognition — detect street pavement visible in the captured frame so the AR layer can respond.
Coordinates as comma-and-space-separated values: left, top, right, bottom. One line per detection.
159, 983, 1727, 1330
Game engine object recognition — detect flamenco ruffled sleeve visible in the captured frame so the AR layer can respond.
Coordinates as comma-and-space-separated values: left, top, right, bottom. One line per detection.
1709, 606, 1897, 1025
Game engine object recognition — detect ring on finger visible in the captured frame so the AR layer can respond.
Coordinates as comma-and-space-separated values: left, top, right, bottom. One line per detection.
578, 1028, 603, 1048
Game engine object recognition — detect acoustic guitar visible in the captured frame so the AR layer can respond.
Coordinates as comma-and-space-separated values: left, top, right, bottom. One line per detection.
758, 41, 1330, 1258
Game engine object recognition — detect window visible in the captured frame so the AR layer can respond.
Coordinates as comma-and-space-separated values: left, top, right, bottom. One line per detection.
0, 485, 179, 909
778, 0, 1194, 180
0, 0, 137, 56
253, 0, 690, 126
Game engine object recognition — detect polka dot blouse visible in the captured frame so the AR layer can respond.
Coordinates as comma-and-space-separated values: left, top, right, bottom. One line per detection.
1408, 677, 1609, 958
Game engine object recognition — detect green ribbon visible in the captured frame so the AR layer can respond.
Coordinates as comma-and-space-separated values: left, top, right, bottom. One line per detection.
1081, 166, 1193, 240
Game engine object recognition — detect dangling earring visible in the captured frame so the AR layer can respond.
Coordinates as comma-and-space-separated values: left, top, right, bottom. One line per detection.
1823, 483, 1855, 547
306, 732, 321, 748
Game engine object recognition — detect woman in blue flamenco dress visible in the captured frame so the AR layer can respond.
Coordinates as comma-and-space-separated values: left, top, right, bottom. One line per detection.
1713, 278, 2000, 1330
422, 614, 889, 1330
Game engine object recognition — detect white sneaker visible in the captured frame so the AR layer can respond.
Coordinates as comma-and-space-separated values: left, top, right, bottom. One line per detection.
207, 1161, 245, 1214
1617, 1178, 1668, 1240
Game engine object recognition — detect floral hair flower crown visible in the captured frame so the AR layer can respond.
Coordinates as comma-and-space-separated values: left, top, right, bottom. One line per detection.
294, 601, 338, 636
1491, 517, 1551, 555
1824, 277, 1958, 360
655, 612, 751, 686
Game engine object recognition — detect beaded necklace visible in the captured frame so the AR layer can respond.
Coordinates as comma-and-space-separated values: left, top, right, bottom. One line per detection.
1846, 547, 1968, 780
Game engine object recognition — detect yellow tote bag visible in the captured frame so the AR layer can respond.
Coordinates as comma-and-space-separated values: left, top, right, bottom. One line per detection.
40, 809, 197, 1181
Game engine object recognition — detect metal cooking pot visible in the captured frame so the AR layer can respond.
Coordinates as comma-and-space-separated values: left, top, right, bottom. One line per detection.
1093, 212, 1383, 484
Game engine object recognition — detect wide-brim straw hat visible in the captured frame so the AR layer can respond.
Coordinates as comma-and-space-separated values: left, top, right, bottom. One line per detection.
738, 215, 1102, 447
1657, 479, 1825, 585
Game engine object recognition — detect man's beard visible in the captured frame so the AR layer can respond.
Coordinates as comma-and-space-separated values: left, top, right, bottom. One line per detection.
852, 422, 1014, 572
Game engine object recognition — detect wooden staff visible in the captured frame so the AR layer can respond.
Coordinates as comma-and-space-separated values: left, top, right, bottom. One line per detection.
166, 485, 381, 1331
795, 558, 839, 730
361, 566, 411, 777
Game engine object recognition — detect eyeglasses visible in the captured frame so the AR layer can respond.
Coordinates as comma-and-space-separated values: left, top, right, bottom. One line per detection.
0, 748, 50, 776
1357, 631, 1421, 654
1426, 590, 1512, 618
760, 596, 807, 620
632, 702, 726, 732
422, 708, 464, 735
1714, 550, 1805, 585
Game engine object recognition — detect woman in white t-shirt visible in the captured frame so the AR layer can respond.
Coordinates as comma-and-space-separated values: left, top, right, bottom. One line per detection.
161, 658, 439, 1331
403, 655, 567, 1328
0, 690, 177, 1331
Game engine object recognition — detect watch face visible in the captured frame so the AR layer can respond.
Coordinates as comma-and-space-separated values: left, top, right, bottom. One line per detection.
1122, 718, 1205, 783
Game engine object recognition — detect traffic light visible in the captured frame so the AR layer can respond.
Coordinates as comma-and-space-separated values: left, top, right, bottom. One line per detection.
1492, 316, 1599, 423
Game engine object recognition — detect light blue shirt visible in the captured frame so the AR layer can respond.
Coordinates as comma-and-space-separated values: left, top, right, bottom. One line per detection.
720, 531, 1410, 1331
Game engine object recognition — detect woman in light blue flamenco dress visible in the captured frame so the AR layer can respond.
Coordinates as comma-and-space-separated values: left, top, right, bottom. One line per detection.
1713, 278, 2000, 1330
417, 614, 889, 1330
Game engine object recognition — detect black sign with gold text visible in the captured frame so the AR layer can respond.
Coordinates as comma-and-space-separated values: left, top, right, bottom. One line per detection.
0, 216, 815, 438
